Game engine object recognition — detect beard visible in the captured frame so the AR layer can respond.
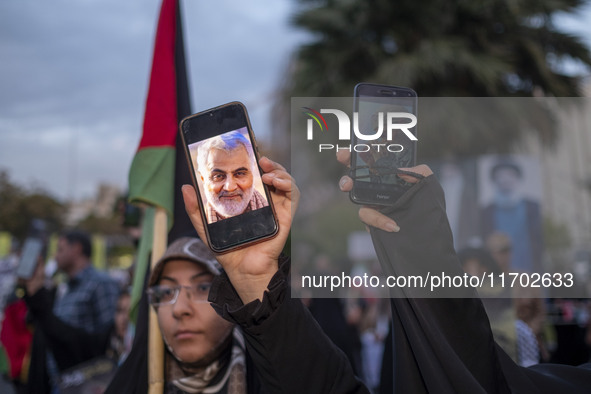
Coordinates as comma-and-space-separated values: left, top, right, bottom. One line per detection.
206, 186, 254, 218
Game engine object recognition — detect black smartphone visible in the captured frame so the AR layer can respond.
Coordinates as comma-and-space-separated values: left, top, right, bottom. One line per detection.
349, 83, 418, 206
16, 219, 47, 279
16, 238, 43, 279
179, 102, 279, 253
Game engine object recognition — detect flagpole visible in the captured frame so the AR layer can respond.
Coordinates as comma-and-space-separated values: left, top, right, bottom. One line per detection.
148, 207, 168, 393
126, 0, 191, 389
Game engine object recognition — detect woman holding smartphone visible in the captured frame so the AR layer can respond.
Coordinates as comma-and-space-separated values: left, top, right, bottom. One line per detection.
106, 157, 369, 394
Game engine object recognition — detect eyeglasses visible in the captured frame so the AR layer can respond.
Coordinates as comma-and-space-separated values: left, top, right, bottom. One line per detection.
147, 283, 212, 306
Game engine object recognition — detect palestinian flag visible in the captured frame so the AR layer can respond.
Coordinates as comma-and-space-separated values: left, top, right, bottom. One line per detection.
127, 0, 195, 321
107, 1, 194, 392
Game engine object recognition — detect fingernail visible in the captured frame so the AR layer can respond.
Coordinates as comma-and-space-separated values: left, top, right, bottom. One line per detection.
385, 222, 400, 232
339, 178, 348, 189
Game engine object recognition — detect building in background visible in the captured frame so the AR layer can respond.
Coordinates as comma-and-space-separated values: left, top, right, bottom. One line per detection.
65, 183, 121, 226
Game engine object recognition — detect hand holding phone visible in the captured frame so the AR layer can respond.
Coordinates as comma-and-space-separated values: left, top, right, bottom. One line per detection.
180, 102, 299, 302
338, 148, 433, 232
180, 102, 280, 253
181, 156, 299, 303
24, 258, 46, 296
350, 83, 418, 206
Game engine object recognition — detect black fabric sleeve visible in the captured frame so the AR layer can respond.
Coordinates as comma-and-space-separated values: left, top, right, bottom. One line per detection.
209, 256, 370, 394
24, 287, 111, 371
370, 174, 591, 394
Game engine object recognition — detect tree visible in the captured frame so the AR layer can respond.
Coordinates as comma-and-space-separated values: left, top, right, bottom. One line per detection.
282, 0, 591, 157
77, 214, 125, 235
276, 0, 591, 258
0, 170, 65, 242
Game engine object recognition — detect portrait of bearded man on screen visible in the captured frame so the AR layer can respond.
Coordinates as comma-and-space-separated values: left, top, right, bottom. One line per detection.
195, 129, 268, 223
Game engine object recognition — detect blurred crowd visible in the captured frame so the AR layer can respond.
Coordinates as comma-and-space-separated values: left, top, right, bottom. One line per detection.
0, 226, 589, 393
0, 230, 133, 393
296, 231, 591, 393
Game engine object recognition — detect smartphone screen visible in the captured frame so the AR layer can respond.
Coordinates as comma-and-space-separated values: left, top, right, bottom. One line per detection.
16, 238, 43, 279
180, 102, 278, 252
350, 84, 417, 205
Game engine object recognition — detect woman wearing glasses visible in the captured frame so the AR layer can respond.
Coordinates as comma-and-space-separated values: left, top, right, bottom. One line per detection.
147, 237, 243, 392
107, 157, 368, 394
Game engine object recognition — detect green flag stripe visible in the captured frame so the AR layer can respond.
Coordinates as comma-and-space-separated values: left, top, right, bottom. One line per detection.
128, 147, 176, 218
129, 206, 155, 323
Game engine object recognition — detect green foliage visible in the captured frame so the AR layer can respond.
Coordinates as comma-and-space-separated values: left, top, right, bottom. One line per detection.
290, 0, 591, 97
0, 170, 64, 242
77, 214, 126, 235
284, 0, 591, 158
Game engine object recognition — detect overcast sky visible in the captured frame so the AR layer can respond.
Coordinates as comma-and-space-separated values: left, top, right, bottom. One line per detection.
0, 0, 305, 201
1, 0, 590, 202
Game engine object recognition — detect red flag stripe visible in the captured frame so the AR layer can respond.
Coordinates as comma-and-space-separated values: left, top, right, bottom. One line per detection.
138, 0, 178, 150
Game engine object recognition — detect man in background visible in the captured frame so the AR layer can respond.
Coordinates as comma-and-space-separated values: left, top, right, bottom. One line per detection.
24, 230, 119, 393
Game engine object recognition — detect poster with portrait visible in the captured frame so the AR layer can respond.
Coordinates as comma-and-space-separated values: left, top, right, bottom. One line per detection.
478, 155, 544, 273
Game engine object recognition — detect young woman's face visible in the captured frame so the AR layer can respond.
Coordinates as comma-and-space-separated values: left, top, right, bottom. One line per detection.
156, 259, 233, 363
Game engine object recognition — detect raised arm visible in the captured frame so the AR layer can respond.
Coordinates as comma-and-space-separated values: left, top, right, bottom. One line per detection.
337, 150, 591, 394
183, 156, 370, 394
